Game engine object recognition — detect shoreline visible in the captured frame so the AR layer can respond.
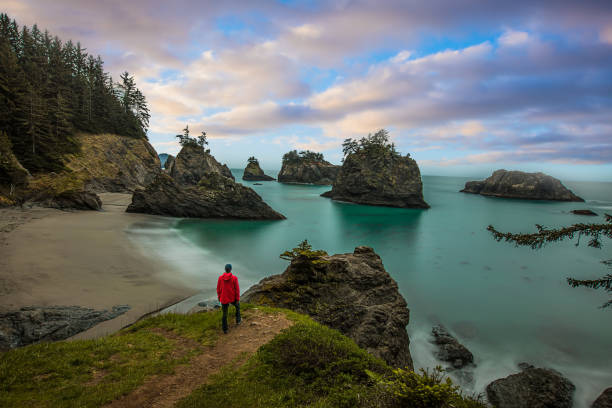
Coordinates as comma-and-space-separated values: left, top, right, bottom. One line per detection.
0, 193, 197, 340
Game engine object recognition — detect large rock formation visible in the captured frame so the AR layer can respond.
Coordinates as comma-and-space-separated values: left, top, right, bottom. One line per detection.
243, 246, 413, 369
321, 152, 429, 208
278, 153, 340, 185
461, 169, 583, 201
163, 154, 175, 171
0, 305, 130, 349
243, 160, 275, 181
486, 363, 575, 408
127, 172, 285, 220
431, 325, 474, 369
592, 387, 612, 408
169, 144, 234, 183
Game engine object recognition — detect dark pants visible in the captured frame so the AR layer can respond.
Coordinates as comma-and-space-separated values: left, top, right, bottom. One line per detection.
221, 301, 241, 332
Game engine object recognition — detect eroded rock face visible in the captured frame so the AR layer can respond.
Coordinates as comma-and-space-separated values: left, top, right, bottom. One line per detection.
67, 133, 161, 193
431, 325, 474, 369
243, 246, 413, 369
486, 363, 575, 408
592, 387, 612, 408
38, 190, 102, 211
127, 172, 285, 220
321, 152, 429, 208
278, 160, 340, 185
170, 144, 234, 184
0, 305, 130, 349
243, 161, 274, 181
461, 169, 583, 201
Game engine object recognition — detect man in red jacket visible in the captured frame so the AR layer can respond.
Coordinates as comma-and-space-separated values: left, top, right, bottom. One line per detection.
217, 263, 241, 334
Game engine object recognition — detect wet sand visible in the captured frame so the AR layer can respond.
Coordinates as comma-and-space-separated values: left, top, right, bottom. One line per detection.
0, 193, 196, 339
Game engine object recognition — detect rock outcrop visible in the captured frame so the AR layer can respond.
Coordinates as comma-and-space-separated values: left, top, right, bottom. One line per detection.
431, 325, 474, 369
163, 154, 175, 171
169, 144, 234, 183
0, 305, 130, 349
278, 157, 340, 185
159, 153, 175, 170
592, 387, 612, 408
243, 161, 275, 181
243, 246, 413, 369
486, 363, 575, 408
321, 152, 429, 208
37, 190, 102, 211
572, 209, 598, 216
127, 172, 285, 220
461, 169, 583, 201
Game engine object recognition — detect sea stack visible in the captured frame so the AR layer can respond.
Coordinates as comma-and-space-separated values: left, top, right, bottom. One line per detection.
243, 245, 413, 369
242, 157, 275, 181
321, 130, 429, 208
127, 144, 285, 220
277, 150, 340, 185
461, 169, 583, 201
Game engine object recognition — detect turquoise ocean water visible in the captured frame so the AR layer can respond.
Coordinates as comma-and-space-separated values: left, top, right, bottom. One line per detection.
128, 171, 612, 407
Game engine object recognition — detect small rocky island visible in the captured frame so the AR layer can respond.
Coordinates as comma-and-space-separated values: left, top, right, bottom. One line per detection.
277, 150, 340, 184
243, 242, 413, 369
242, 156, 275, 181
127, 141, 285, 220
461, 169, 584, 201
321, 130, 429, 208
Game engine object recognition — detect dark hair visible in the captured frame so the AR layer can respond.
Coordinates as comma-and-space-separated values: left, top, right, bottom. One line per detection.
225, 264, 232, 272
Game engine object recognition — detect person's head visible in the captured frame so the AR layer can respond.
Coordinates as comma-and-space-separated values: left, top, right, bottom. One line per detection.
224, 264, 232, 273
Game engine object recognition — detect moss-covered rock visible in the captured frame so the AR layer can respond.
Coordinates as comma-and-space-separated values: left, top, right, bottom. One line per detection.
170, 144, 234, 184
244, 246, 413, 369
322, 151, 429, 208
278, 155, 340, 185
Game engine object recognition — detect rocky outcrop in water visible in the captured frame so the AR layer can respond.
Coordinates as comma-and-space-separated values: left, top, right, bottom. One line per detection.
321, 152, 429, 208
486, 363, 575, 408
278, 151, 339, 185
169, 144, 234, 183
0, 305, 130, 349
243, 246, 413, 369
431, 325, 474, 369
592, 387, 612, 408
127, 172, 285, 220
572, 209, 598, 216
243, 160, 274, 181
461, 169, 583, 201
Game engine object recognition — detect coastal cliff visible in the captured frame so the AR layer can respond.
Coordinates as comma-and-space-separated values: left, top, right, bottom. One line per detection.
460, 169, 584, 201
243, 245, 413, 369
243, 157, 274, 181
277, 150, 339, 184
321, 130, 429, 208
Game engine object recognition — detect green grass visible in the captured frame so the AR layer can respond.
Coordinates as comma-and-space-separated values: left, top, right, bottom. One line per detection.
0, 308, 234, 407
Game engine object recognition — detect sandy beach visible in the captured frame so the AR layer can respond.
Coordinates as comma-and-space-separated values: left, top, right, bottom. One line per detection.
0, 193, 196, 340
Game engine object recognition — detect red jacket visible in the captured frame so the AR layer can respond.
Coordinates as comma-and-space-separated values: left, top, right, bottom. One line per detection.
217, 272, 240, 304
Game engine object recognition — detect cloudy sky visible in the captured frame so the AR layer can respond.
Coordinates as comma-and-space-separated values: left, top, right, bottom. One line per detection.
4, 0, 612, 180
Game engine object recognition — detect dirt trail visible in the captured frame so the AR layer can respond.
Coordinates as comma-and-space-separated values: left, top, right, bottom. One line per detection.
106, 309, 293, 408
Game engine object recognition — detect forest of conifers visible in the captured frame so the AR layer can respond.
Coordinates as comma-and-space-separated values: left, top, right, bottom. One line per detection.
0, 13, 149, 174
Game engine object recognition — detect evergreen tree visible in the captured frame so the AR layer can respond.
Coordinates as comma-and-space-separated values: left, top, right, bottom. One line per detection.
488, 215, 612, 308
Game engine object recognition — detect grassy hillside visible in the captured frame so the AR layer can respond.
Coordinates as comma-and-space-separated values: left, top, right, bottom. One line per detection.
0, 305, 485, 408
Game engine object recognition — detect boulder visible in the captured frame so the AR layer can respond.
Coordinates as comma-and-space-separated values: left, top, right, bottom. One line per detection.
243, 246, 413, 369
243, 161, 275, 181
486, 363, 575, 408
431, 325, 474, 369
278, 159, 340, 185
170, 144, 234, 184
127, 172, 285, 220
572, 209, 598, 216
38, 190, 102, 211
0, 305, 130, 349
592, 387, 612, 408
461, 170, 583, 201
321, 152, 429, 208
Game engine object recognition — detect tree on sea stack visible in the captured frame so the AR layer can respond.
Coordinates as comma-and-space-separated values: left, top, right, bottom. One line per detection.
176, 126, 209, 151
488, 214, 612, 308
280, 239, 328, 265
248, 156, 259, 165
